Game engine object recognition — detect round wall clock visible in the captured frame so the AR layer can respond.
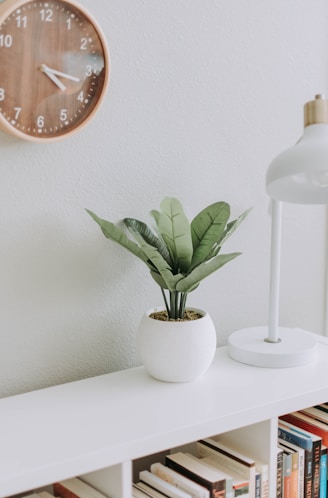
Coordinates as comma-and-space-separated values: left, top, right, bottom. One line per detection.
0, 0, 110, 141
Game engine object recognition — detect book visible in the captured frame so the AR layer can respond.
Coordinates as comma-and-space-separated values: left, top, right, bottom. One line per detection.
197, 438, 256, 498
279, 447, 293, 498
278, 420, 313, 498
315, 404, 328, 415
285, 410, 328, 446
254, 472, 260, 498
132, 484, 153, 498
199, 456, 249, 497
165, 452, 227, 498
53, 478, 109, 498
276, 448, 284, 498
280, 414, 322, 498
278, 442, 299, 498
134, 481, 168, 497
279, 438, 305, 498
238, 450, 268, 498
302, 407, 328, 425
150, 461, 210, 498
320, 445, 327, 498
139, 470, 192, 498
185, 454, 233, 498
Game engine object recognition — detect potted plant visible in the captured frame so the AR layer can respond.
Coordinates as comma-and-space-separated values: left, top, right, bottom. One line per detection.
86, 197, 250, 382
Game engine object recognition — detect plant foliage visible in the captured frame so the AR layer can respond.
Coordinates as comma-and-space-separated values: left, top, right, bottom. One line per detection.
86, 198, 251, 320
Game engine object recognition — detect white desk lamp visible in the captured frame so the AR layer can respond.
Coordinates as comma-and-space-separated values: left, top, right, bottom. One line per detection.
228, 94, 328, 368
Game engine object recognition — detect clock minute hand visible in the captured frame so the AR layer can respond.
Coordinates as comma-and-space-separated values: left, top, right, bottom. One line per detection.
40, 64, 66, 91
45, 66, 80, 83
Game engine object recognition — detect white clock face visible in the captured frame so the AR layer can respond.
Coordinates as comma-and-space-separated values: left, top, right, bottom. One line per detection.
0, 0, 109, 141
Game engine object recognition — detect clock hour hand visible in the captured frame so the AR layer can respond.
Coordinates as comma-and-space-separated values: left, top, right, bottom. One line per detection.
40, 64, 66, 91
44, 67, 80, 83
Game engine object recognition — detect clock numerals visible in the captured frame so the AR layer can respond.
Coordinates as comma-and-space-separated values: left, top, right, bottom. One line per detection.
16, 15, 27, 28
0, 0, 109, 140
60, 109, 67, 122
40, 8, 53, 22
37, 115, 45, 128
0, 33, 13, 47
14, 107, 21, 120
80, 37, 88, 50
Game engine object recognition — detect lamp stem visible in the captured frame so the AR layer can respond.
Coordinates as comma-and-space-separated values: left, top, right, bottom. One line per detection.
266, 199, 282, 343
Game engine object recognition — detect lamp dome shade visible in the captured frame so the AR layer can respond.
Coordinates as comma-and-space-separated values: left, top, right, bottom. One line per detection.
266, 95, 328, 205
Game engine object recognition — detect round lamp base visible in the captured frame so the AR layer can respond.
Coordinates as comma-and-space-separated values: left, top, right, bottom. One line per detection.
228, 326, 317, 368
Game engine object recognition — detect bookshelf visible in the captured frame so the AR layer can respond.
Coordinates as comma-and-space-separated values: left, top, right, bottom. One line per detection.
1, 334, 328, 498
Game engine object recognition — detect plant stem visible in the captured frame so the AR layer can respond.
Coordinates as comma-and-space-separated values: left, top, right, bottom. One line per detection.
169, 291, 175, 320
179, 293, 187, 318
161, 288, 169, 316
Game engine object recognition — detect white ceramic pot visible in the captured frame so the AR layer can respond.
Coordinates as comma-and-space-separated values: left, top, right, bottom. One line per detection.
136, 307, 217, 382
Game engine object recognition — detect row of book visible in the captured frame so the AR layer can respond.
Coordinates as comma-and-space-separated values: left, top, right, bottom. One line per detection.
278, 403, 328, 498
133, 437, 269, 498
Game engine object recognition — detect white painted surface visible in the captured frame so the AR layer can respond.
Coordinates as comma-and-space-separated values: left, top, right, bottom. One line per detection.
1, 339, 328, 497
1, 0, 328, 396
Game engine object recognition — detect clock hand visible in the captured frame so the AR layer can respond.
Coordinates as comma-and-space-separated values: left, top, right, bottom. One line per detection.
45, 67, 80, 83
40, 64, 66, 91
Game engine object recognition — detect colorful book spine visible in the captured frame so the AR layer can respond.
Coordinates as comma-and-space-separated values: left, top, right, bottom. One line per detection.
320, 445, 327, 498
278, 420, 313, 498
280, 414, 322, 498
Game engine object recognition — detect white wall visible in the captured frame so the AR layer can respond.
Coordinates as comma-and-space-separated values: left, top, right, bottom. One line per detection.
1, 0, 328, 397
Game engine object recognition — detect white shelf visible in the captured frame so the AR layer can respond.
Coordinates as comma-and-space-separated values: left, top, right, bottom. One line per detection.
1, 335, 328, 498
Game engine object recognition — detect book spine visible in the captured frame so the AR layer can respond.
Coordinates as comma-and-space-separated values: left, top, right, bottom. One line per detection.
165, 456, 225, 498
298, 448, 305, 498
276, 449, 283, 498
150, 462, 209, 498
278, 425, 312, 498
254, 472, 260, 498
53, 483, 80, 498
281, 414, 322, 498
319, 447, 327, 498
197, 441, 255, 498
290, 448, 299, 498
282, 451, 292, 498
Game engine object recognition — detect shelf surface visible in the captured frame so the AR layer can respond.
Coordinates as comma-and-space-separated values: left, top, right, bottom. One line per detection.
1, 335, 328, 497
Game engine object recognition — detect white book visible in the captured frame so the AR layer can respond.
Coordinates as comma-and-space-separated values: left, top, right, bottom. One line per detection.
53, 478, 108, 498
135, 480, 175, 498
200, 456, 249, 498
139, 470, 192, 498
183, 455, 233, 498
165, 451, 228, 497
132, 483, 154, 497
197, 439, 255, 498
151, 462, 209, 498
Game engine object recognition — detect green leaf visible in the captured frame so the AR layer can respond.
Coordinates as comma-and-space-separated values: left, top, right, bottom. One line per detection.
219, 207, 252, 246
150, 209, 161, 227
176, 252, 241, 293
85, 209, 149, 264
124, 218, 171, 264
126, 227, 184, 291
190, 201, 230, 269
157, 197, 193, 273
